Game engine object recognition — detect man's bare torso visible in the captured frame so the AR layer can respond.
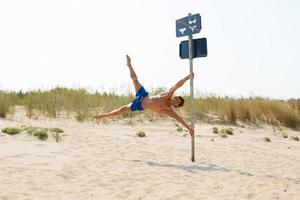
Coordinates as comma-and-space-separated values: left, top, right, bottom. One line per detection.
142, 94, 171, 113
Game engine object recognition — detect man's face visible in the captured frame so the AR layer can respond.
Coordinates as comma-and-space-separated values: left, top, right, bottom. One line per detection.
171, 97, 182, 107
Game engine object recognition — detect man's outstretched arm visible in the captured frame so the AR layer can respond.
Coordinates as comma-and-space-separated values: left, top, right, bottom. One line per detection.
164, 73, 194, 98
163, 109, 194, 135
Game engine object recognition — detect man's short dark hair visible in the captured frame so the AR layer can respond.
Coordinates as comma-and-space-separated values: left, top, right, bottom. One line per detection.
175, 96, 184, 107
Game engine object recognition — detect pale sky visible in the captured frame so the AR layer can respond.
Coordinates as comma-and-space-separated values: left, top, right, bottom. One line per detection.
0, 0, 299, 99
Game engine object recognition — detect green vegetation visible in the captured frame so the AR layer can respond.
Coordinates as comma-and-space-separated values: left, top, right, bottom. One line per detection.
225, 127, 234, 135
220, 128, 233, 135
0, 88, 300, 128
214, 127, 234, 138
136, 131, 146, 137
2, 125, 64, 141
282, 132, 288, 138
2, 127, 22, 135
220, 132, 228, 138
33, 128, 48, 140
49, 127, 64, 133
24, 126, 49, 140
212, 127, 219, 134
176, 127, 183, 132
25, 126, 43, 135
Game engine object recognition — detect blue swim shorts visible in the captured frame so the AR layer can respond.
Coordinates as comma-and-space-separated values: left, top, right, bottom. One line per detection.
130, 86, 148, 112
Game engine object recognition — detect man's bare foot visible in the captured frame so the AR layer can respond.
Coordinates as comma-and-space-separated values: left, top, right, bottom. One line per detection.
126, 55, 131, 66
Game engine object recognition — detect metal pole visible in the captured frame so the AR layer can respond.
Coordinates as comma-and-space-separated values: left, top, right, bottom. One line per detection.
188, 28, 195, 162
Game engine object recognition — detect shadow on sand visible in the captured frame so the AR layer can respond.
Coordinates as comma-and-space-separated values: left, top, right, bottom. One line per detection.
126, 159, 253, 176
145, 161, 230, 173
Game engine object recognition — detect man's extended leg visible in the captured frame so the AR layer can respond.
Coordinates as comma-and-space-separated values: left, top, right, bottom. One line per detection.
94, 105, 131, 120
126, 55, 142, 93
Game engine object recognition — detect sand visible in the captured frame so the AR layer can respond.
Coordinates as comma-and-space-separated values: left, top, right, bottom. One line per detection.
0, 108, 300, 200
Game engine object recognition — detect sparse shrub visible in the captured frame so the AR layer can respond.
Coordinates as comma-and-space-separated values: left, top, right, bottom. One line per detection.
282, 132, 288, 138
290, 136, 299, 141
2, 127, 22, 135
37, 132, 48, 140
2, 127, 9, 133
177, 127, 183, 132
49, 127, 64, 133
264, 137, 271, 142
225, 128, 234, 135
136, 131, 146, 137
212, 127, 219, 134
219, 128, 233, 135
25, 126, 43, 135
33, 128, 48, 140
2, 124, 63, 141
220, 132, 228, 138
25, 127, 48, 139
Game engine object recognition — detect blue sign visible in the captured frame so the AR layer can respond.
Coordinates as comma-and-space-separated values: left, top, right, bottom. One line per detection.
176, 14, 201, 37
179, 38, 207, 59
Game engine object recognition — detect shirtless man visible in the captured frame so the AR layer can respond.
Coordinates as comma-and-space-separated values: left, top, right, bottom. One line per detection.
94, 55, 194, 135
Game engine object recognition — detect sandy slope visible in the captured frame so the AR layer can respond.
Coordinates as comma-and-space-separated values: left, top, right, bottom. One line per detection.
0, 110, 300, 200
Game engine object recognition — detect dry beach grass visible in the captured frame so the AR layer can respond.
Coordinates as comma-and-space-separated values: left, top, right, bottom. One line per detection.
1, 88, 300, 128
